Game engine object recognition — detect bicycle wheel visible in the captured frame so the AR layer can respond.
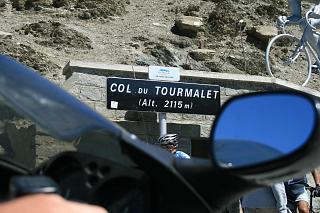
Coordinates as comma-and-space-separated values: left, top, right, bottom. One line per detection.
266, 33, 312, 86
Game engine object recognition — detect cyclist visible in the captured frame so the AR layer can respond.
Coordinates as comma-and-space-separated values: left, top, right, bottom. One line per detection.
277, 0, 320, 28
285, 169, 320, 213
158, 134, 190, 159
277, 0, 320, 70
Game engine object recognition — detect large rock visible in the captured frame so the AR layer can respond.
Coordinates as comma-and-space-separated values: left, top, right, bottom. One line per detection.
247, 25, 278, 43
189, 49, 216, 61
173, 16, 203, 38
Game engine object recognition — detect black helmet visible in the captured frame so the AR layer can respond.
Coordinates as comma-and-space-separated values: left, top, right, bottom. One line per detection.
158, 134, 179, 147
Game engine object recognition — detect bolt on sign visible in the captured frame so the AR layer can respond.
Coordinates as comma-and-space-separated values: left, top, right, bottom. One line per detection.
106, 77, 221, 115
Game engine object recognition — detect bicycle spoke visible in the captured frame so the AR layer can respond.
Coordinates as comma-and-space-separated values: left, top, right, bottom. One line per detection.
266, 34, 311, 86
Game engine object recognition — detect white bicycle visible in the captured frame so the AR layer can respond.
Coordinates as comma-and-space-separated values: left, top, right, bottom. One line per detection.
265, 11, 320, 86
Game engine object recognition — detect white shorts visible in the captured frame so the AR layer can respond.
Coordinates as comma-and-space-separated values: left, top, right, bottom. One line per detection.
286, 183, 309, 211
295, 187, 309, 203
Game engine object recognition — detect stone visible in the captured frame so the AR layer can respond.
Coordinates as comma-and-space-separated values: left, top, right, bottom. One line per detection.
78, 11, 92, 20
247, 25, 277, 43
152, 23, 166, 28
189, 49, 216, 61
0, 31, 12, 39
173, 16, 203, 38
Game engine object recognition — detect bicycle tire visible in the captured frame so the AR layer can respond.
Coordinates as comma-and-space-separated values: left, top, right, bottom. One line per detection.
265, 33, 312, 86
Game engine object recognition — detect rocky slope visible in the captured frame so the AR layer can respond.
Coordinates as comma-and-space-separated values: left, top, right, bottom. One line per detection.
1, 0, 319, 89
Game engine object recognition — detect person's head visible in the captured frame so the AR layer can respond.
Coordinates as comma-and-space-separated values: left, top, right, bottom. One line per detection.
158, 134, 179, 153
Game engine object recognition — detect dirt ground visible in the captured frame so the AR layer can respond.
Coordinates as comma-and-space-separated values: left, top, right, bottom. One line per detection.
1, 0, 319, 89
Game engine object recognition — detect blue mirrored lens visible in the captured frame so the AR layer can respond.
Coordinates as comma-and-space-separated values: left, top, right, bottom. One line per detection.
213, 94, 316, 168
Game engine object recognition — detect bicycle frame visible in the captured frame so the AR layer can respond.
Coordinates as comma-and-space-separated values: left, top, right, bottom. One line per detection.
286, 26, 313, 65
266, 11, 320, 86
283, 42, 305, 66
278, 11, 320, 74
272, 11, 320, 86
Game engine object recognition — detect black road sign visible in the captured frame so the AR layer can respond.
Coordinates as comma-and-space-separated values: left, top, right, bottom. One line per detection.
106, 77, 221, 115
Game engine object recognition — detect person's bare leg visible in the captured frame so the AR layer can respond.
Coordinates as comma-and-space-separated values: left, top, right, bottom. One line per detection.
297, 200, 310, 213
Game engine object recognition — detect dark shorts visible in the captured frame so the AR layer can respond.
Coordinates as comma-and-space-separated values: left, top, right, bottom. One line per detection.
285, 183, 309, 204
